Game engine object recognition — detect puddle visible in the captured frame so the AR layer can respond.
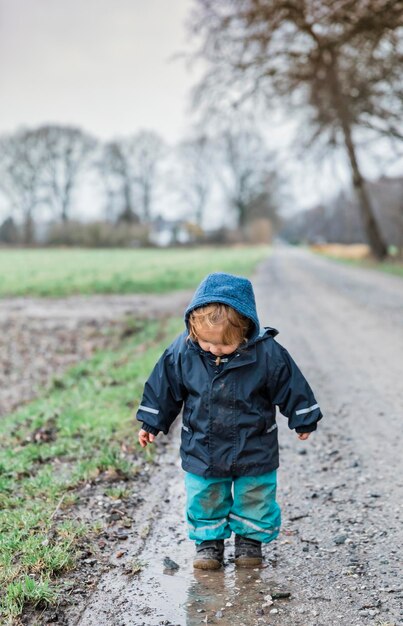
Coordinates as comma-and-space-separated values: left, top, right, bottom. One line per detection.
95, 461, 291, 626
133, 554, 286, 626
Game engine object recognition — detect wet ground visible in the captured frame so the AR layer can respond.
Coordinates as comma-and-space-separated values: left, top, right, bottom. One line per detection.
61, 246, 403, 626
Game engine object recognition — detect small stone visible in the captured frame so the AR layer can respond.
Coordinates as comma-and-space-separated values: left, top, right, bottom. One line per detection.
215, 610, 224, 619
271, 591, 291, 599
269, 608, 279, 614
163, 556, 179, 570
115, 550, 126, 559
334, 535, 347, 545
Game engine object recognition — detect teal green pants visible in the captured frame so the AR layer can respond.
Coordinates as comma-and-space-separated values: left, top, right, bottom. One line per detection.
184, 471, 281, 544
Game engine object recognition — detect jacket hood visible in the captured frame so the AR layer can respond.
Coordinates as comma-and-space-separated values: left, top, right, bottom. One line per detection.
184, 272, 262, 340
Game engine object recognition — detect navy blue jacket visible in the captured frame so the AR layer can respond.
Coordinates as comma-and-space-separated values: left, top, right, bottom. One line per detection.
136, 273, 323, 478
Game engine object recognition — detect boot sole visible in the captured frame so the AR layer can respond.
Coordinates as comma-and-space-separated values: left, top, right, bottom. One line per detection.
193, 558, 222, 570
234, 556, 263, 567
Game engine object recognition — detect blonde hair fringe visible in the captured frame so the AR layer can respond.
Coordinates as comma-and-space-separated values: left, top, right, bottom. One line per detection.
188, 303, 250, 346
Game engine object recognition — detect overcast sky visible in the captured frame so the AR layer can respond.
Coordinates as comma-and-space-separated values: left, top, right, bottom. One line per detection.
1, 0, 400, 223
0, 0, 198, 142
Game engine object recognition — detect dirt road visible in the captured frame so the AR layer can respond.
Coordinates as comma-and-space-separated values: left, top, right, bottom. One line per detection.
67, 246, 403, 626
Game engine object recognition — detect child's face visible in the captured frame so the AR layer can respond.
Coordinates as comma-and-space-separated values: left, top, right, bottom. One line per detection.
196, 324, 240, 356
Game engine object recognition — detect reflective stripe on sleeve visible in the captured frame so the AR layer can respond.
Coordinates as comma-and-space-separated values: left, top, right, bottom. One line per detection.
295, 403, 319, 416
138, 405, 159, 415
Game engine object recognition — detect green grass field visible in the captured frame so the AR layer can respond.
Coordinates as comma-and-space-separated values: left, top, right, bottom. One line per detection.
0, 246, 269, 297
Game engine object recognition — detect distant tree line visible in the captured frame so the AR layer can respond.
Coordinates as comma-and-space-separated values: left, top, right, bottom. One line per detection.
0, 124, 280, 246
281, 175, 403, 252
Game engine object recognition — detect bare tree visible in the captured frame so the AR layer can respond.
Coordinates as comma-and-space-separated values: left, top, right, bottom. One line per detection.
120, 131, 166, 222
190, 0, 403, 258
98, 141, 138, 222
177, 135, 212, 226
41, 125, 96, 223
0, 129, 48, 243
98, 132, 165, 223
217, 127, 278, 229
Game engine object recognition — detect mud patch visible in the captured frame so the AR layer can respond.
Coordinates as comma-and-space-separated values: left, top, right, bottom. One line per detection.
0, 290, 192, 417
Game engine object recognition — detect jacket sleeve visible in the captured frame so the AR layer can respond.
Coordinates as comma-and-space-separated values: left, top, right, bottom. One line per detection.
141, 422, 160, 436
136, 345, 185, 435
270, 345, 323, 432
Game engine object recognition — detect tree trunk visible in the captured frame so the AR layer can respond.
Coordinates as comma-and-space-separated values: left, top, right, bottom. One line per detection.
328, 53, 388, 259
61, 203, 68, 223
237, 201, 247, 231
23, 212, 34, 244
123, 180, 132, 218
341, 116, 387, 259
143, 184, 151, 223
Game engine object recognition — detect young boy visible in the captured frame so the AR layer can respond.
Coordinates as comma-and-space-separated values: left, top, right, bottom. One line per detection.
137, 272, 322, 570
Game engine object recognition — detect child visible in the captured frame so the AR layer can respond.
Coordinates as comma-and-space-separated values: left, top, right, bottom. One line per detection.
137, 272, 322, 570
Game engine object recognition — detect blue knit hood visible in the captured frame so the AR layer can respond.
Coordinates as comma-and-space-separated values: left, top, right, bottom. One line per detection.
184, 272, 261, 341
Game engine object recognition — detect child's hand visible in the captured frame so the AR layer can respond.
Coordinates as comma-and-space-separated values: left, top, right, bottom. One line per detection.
297, 432, 310, 441
138, 429, 156, 448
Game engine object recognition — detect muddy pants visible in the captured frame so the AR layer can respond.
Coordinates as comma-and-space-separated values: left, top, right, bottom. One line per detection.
184, 470, 281, 544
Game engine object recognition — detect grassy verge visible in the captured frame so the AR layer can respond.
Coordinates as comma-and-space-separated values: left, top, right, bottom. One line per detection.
0, 246, 269, 297
310, 244, 403, 278
0, 317, 182, 622
345, 258, 403, 278
316, 255, 403, 278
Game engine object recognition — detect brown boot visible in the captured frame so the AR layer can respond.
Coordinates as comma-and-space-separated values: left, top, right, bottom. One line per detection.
193, 540, 224, 570
234, 534, 262, 567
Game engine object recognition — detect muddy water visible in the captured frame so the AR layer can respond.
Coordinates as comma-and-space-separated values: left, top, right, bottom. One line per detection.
73, 246, 403, 626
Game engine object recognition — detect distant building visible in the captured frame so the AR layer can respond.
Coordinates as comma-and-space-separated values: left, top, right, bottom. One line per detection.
148, 216, 198, 247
